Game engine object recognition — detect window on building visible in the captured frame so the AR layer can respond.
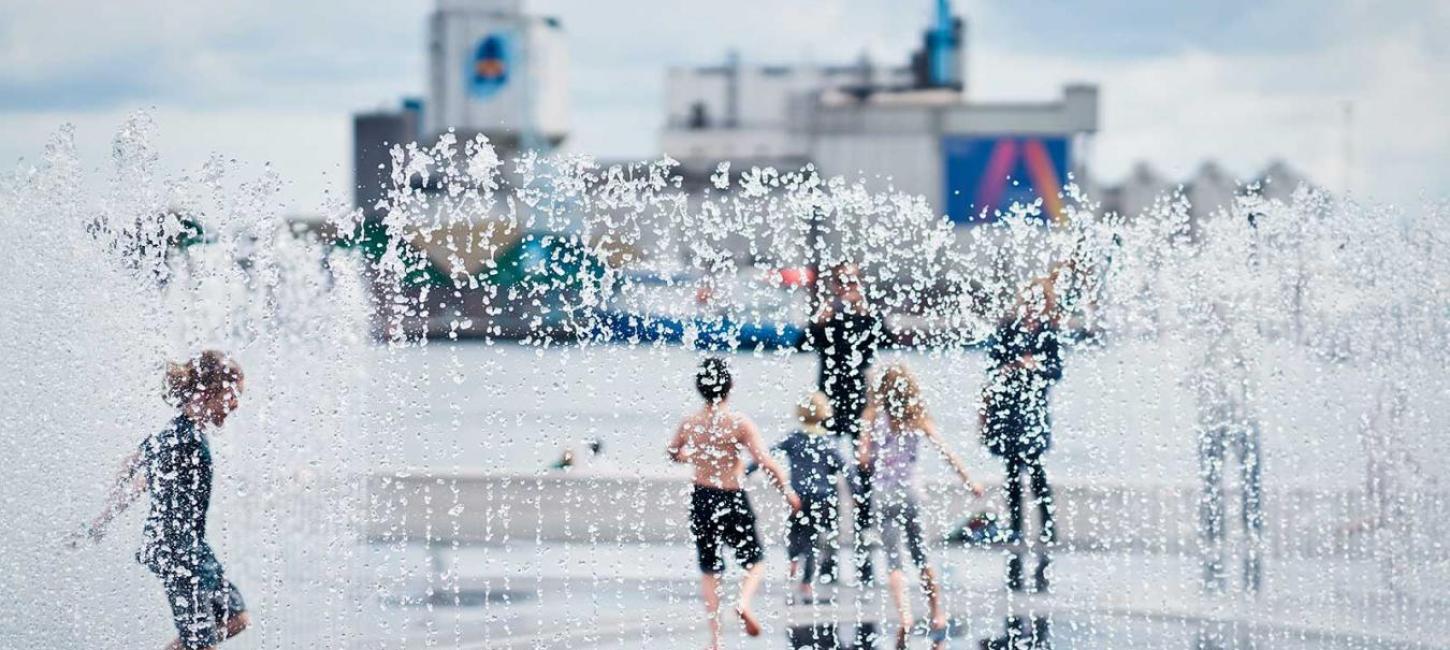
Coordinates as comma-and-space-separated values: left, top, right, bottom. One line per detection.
688, 102, 710, 129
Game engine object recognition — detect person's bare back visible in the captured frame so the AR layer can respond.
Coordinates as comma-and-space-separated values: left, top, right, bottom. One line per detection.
672, 407, 754, 489
668, 357, 799, 648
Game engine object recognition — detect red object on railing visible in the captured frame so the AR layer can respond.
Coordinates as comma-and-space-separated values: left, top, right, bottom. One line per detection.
774, 267, 815, 288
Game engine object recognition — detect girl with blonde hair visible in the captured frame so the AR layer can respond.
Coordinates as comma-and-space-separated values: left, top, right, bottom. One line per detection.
859, 363, 984, 649
73, 350, 251, 650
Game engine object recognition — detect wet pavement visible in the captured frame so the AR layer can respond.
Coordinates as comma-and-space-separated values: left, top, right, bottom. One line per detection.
350, 542, 1450, 649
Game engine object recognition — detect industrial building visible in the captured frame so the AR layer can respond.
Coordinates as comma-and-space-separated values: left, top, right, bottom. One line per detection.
348, 0, 578, 340
346, 0, 1311, 340
355, 0, 1100, 226
661, 0, 1097, 227
424, 0, 568, 149
353, 0, 568, 218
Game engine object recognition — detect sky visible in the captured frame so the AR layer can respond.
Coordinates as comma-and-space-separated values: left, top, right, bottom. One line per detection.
1, 0, 1446, 213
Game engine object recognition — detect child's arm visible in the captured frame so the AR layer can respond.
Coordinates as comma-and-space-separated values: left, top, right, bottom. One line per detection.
666, 422, 690, 464
740, 419, 801, 511
744, 437, 788, 476
72, 450, 145, 547
923, 418, 985, 496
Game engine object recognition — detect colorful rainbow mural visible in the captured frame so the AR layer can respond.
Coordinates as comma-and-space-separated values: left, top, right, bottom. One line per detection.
942, 135, 1070, 225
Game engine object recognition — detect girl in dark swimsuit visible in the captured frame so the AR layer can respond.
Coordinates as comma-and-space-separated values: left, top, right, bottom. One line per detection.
72, 350, 250, 650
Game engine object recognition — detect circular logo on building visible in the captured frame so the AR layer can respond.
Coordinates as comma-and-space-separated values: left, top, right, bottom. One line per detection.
469, 34, 510, 99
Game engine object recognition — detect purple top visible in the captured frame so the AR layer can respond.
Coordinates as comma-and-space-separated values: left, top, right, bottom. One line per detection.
871, 415, 922, 500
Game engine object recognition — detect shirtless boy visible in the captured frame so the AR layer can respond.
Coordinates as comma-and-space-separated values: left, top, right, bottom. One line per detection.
668, 357, 801, 649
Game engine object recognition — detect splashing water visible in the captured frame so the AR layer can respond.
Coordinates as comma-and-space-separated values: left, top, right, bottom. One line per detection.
0, 116, 371, 647
2, 116, 1448, 648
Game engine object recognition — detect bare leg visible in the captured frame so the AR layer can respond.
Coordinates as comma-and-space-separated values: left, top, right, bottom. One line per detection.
921, 566, 946, 629
164, 611, 248, 650
736, 563, 765, 636
221, 611, 250, 640
887, 568, 912, 646
701, 573, 723, 650
1198, 427, 1227, 593
788, 559, 808, 600
1238, 424, 1264, 593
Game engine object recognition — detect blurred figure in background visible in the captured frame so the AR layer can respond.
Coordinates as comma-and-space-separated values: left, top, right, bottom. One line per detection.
551, 438, 614, 472
804, 262, 884, 586
1187, 306, 1264, 594
982, 277, 1064, 593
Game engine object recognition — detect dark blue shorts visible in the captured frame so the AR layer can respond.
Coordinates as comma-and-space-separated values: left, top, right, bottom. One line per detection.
786, 494, 839, 560
156, 558, 246, 649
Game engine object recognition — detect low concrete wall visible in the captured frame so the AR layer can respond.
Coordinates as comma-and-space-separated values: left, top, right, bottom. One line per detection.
366, 469, 1448, 561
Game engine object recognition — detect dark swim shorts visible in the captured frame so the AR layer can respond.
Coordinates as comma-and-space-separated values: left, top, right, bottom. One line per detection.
786, 494, 839, 561
690, 485, 764, 574
157, 558, 246, 649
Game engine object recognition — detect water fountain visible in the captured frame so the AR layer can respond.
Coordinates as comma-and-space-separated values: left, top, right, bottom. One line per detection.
2, 117, 1447, 648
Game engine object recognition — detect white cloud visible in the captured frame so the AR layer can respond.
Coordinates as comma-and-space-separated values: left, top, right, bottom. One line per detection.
1, 108, 350, 215
968, 2, 1450, 199
0, 0, 428, 109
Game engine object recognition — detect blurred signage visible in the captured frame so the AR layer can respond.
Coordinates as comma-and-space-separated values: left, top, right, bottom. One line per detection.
469, 34, 511, 99
942, 135, 1069, 225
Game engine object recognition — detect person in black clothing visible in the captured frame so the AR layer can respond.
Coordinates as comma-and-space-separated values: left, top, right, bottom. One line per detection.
73, 351, 250, 650
802, 262, 883, 586
982, 277, 1064, 593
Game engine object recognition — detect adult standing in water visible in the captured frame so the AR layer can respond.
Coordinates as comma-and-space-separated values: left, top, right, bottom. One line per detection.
804, 262, 884, 586
982, 274, 1064, 593
72, 350, 250, 650
667, 357, 800, 649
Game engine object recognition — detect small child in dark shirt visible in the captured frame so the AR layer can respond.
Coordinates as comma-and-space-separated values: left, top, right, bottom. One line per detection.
764, 392, 847, 603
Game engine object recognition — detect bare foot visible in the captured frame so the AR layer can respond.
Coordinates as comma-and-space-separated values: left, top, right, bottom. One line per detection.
736, 606, 761, 637
223, 611, 251, 639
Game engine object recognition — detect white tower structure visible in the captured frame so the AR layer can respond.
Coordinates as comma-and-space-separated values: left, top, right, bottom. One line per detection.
426, 0, 569, 150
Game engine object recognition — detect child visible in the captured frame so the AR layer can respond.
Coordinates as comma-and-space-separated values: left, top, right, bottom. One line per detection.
667, 357, 800, 649
72, 351, 252, 650
765, 392, 847, 604
862, 363, 984, 649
